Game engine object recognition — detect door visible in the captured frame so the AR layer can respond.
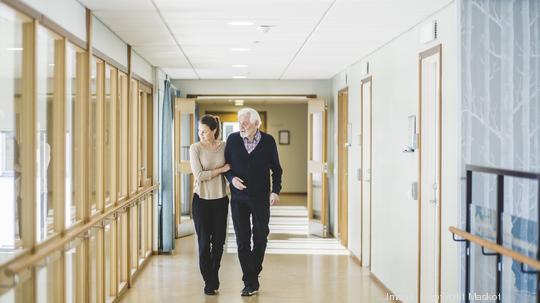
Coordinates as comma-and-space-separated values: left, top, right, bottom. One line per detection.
174, 98, 196, 237
361, 77, 372, 268
307, 98, 328, 237
419, 44, 442, 303
337, 88, 349, 246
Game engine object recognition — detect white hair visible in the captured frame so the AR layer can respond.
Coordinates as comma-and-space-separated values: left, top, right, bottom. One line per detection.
238, 107, 261, 127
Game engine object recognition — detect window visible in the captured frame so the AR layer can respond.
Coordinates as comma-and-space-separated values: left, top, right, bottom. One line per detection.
65, 42, 84, 227
0, 2, 29, 252
36, 25, 61, 242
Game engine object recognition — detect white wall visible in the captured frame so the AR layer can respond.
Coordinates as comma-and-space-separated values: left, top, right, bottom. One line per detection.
171, 79, 332, 101
92, 16, 128, 68
22, 0, 86, 43
331, 2, 458, 302
132, 50, 153, 83
198, 103, 308, 193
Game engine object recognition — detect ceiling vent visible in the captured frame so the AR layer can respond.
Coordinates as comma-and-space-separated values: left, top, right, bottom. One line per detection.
258, 25, 274, 34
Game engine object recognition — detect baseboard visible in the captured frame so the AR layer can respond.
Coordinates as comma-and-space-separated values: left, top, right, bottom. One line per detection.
349, 253, 362, 266
370, 272, 402, 303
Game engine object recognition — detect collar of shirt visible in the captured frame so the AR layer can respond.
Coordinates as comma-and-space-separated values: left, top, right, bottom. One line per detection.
242, 129, 261, 143
242, 130, 261, 154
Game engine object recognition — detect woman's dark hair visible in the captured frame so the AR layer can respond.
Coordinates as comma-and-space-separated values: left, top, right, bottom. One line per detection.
199, 114, 221, 139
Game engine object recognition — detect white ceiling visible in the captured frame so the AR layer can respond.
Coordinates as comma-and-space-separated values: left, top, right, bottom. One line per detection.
79, 0, 452, 80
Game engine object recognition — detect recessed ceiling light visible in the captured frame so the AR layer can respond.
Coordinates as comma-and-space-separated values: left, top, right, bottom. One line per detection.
231, 48, 250, 52
232, 65, 249, 68
6, 47, 23, 51
232, 76, 246, 79
229, 21, 254, 26
48, 63, 55, 67
235, 100, 245, 106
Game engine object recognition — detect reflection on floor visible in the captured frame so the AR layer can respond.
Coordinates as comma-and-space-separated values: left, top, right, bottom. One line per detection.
227, 204, 348, 255
119, 193, 392, 302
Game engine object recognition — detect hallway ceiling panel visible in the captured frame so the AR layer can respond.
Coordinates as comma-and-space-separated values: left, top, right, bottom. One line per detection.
80, 0, 452, 80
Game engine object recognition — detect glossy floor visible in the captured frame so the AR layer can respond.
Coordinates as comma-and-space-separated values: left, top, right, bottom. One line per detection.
119, 235, 393, 303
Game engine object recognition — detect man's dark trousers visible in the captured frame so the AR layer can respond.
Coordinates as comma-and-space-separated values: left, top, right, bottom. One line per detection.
231, 196, 270, 288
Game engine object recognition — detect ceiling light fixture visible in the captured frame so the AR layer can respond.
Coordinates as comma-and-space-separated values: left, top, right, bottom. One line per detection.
231, 48, 250, 52
6, 47, 23, 51
234, 99, 245, 106
232, 64, 249, 68
232, 76, 246, 79
229, 21, 254, 26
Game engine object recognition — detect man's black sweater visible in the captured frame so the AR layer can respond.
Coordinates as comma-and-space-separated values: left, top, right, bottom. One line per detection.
224, 131, 282, 200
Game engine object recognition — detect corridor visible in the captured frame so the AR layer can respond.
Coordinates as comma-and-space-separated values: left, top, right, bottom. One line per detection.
1, 0, 539, 302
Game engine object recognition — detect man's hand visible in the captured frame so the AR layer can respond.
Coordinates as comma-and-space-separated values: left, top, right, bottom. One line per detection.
232, 177, 247, 190
270, 193, 279, 206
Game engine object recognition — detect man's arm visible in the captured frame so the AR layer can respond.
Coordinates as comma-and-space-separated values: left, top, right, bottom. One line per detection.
269, 136, 282, 195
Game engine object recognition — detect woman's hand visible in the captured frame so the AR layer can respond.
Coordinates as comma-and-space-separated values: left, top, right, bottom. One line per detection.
220, 164, 231, 173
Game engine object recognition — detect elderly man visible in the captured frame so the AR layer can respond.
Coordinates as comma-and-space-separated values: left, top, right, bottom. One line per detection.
224, 107, 282, 296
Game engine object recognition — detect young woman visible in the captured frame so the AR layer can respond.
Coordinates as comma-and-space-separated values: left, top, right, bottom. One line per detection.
189, 114, 230, 295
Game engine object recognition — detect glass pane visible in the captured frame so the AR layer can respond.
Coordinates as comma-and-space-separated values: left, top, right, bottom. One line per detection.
0, 2, 26, 254
90, 58, 98, 213
311, 112, 323, 162
89, 228, 98, 303
104, 65, 112, 206
130, 206, 138, 275
65, 238, 83, 303
180, 113, 192, 220
105, 224, 112, 302
502, 213, 538, 302
36, 252, 63, 303
129, 80, 138, 194
36, 25, 57, 242
118, 73, 128, 198
118, 212, 128, 289
469, 204, 498, 302
311, 172, 323, 220
138, 201, 143, 259
65, 43, 81, 227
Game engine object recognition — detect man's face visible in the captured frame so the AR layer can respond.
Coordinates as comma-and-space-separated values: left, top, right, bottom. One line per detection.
239, 114, 258, 138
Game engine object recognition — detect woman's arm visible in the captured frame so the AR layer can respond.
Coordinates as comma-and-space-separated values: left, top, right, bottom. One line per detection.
189, 145, 229, 181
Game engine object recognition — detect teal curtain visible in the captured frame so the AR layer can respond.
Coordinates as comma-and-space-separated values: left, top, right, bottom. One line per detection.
159, 79, 175, 252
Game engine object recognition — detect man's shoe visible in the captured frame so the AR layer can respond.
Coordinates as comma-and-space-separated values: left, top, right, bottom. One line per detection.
204, 287, 218, 296
241, 286, 258, 296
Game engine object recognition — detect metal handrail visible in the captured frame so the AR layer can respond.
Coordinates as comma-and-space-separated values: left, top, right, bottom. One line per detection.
453, 165, 540, 303
450, 226, 540, 271
1, 184, 158, 275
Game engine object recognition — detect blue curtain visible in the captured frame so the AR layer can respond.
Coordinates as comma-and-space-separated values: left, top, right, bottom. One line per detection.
159, 79, 175, 252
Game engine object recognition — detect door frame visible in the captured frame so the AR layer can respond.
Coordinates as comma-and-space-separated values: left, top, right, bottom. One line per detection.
337, 87, 349, 247
307, 98, 328, 237
360, 76, 372, 268
417, 44, 443, 303
174, 98, 195, 238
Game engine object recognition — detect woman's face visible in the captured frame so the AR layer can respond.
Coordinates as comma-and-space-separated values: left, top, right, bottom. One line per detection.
198, 123, 216, 143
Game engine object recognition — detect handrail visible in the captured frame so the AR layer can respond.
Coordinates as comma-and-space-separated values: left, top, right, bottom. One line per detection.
2, 184, 158, 275
465, 164, 540, 180
449, 226, 540, 271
